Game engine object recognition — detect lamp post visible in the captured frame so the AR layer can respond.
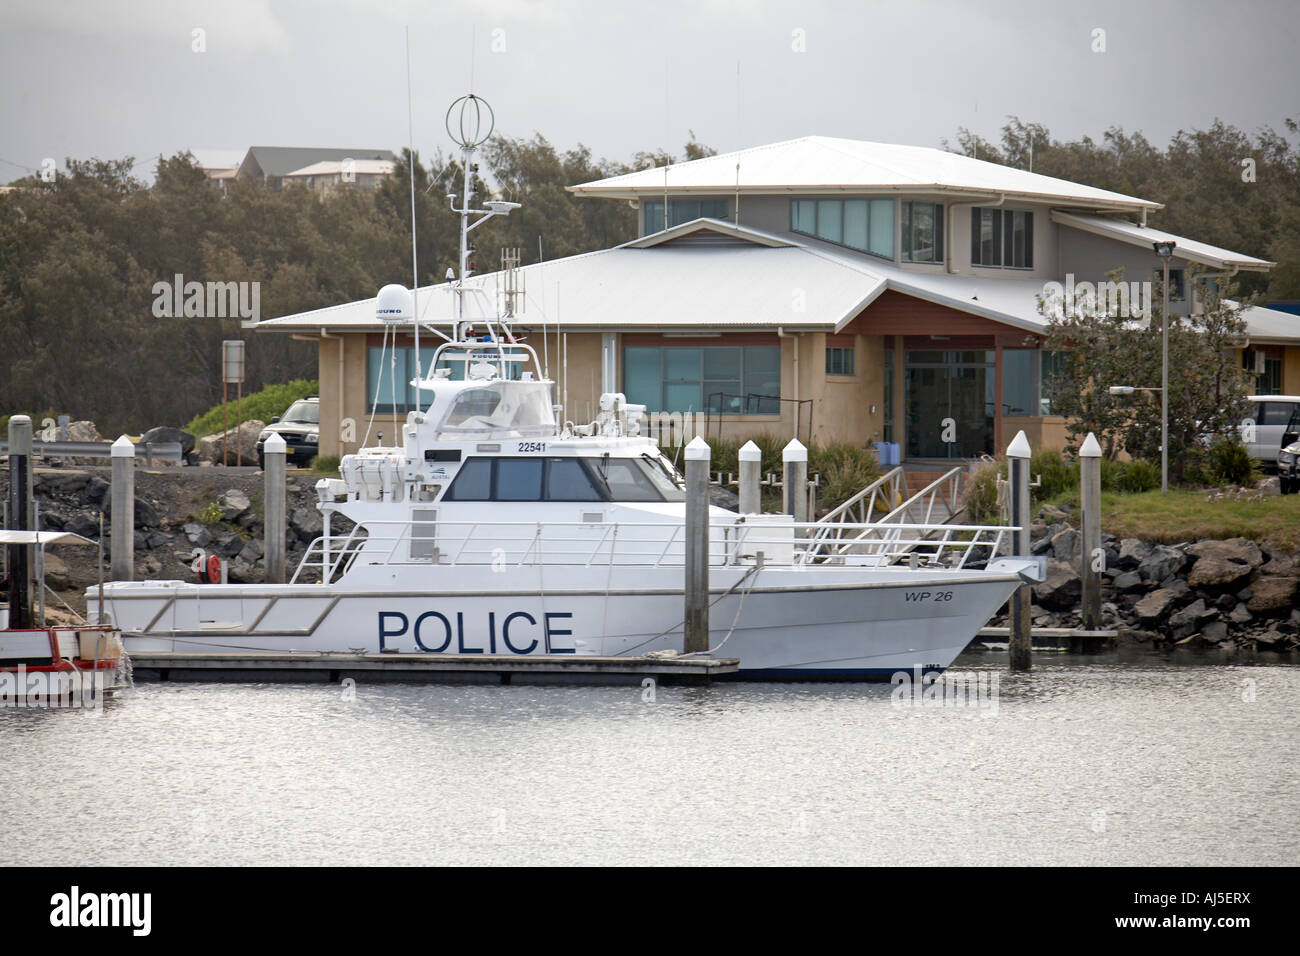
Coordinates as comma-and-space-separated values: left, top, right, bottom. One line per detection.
1153, 240, 1177, 494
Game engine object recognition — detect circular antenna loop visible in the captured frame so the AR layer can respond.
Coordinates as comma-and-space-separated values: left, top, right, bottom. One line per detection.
445, 94, 495, 148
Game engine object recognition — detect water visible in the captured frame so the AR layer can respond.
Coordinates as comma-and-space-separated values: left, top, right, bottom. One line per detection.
1, 654, 1296, 866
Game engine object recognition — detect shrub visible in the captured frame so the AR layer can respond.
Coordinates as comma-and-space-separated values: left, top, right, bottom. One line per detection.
962, 459, 1005, 525
810, 442, 879, 513
1030, 449, 1078, 502
184, 379, 318, 438
1204, 437, 1258, 487
197, 502, 223, 526
311, 455, 341, 476
1102, 458, 1161, 493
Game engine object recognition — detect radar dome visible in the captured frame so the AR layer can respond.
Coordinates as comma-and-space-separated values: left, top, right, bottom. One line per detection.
376, 284, 412, 324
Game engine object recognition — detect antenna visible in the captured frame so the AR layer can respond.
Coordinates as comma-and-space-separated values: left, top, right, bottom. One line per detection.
405, 27, 421, 393
538, 236, 549, 380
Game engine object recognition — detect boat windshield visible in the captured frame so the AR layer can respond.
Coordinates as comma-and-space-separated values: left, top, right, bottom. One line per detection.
437, 381, 555, 438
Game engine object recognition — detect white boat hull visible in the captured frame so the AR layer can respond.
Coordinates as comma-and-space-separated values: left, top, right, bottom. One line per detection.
92, 562, 1033, 679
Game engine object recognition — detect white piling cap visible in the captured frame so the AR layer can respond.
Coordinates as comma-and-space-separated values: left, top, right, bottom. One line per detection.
264, 432, 287, 454
782, 438, 807, 462
738, 440, 761, 462
684, 435, 711, 461
1079, 432, 1102, 458
111, 435, 134, 458
1006, 430, 1031, 459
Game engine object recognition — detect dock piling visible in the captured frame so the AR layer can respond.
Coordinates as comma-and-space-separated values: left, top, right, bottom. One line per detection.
6, 415, 33, 628
684, 435, 711, 654
738, 440, 761, 514
1007, 430, 1032, 672
783, 438, 808, 525
110, 435, 134, 582
1079, 432, 1103, 632
264, 432, 287, 583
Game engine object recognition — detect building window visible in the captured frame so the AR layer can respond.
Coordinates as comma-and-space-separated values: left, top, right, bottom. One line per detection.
1153, 267, 1186, 302
970, 208, 1033, 268
367, 346, 437, 414
790, 199, 894, 258
902, 201, 944, 263
825, 346, 855, 376
1244, 349, 1283, 395
643, 198, 728, 234
623, 345, 781, 414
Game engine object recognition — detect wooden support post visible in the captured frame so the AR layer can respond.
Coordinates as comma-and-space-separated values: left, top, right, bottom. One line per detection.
783, 438, 808, 525
738, 440, 761, 515
1079, 432, 1103, 632
6, 415, 32, 628
110, 435, 134, 582
1007, 429, 1032, 672
264, 432, 287, 583
684, 435, 711, 654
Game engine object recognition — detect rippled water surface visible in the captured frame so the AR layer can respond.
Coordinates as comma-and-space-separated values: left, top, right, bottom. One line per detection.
2, 653, 1296, 866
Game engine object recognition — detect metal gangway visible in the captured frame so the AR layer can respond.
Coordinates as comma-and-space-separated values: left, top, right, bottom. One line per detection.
810, 465, 968, 563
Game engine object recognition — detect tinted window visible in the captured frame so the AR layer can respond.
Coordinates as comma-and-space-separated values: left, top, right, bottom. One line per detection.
444, 458, 492, 500
546, 459, 603, 501
1259, 402, 1296, 426
496, 458, 544, 500
600, 459, 666, 501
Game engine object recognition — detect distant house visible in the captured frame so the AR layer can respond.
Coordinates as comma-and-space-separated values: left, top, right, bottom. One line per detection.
187, 149, 245, 195
283, 158, 395, 197
257, 135, 1300, 462
235, 147, 396, 190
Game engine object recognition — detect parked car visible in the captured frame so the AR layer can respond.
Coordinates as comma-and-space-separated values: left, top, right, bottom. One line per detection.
256, 397, 320, 468
1277, 408, 1300, 494
1240, 395, 1300, 470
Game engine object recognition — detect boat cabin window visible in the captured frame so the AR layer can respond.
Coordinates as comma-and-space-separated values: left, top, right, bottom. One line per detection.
546, 459, 604, 501
595, 458, 664, 502
497, 458, 544, 500
446, 458, 493, 500
436, 381, 556, 438
444, 456, 667, 502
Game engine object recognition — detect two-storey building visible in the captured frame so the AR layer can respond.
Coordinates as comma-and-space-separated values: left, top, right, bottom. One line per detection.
258, 136, 1300, 462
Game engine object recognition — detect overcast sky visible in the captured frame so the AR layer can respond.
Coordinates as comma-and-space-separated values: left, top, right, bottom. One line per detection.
2, 0, 1298, 184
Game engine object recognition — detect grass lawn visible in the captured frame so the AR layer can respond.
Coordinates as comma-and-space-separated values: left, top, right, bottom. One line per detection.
1087, 490, 1300, 552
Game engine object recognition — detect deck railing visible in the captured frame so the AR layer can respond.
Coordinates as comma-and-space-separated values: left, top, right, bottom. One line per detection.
290, 516, 1014, 582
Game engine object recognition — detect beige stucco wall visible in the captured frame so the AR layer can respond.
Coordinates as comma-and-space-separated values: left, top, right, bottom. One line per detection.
1284, 345, 1300, 395
313, 329, 1095, 460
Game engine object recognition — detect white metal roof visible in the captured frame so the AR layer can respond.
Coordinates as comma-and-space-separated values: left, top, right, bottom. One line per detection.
257, 219, 1300, 343
285, 159, 395, 178
1053, 211, 1275, 271
258, 222, 887, 334
569, 136, 1162, 211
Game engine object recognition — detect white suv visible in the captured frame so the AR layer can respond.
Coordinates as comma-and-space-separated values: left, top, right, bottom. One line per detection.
1241, 395, 1300, 468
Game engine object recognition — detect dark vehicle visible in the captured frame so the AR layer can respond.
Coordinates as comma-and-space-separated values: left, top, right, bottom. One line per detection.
256, 397, 320, 468
1278, 408, 1300, 495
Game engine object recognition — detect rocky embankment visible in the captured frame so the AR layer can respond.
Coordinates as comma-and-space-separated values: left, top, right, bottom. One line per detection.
4, 467, 349, 611
994, 503, 1300, 651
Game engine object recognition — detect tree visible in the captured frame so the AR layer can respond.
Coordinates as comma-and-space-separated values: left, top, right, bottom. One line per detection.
1042, 270, 1256, 481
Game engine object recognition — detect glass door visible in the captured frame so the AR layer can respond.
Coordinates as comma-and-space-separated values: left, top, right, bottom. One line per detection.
904, 351, 994, 459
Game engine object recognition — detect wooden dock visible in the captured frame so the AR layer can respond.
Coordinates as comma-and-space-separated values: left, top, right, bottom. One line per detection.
127, 651, 739, 685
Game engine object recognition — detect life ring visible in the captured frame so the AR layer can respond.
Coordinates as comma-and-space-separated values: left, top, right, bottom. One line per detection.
205, 554, 223, 584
